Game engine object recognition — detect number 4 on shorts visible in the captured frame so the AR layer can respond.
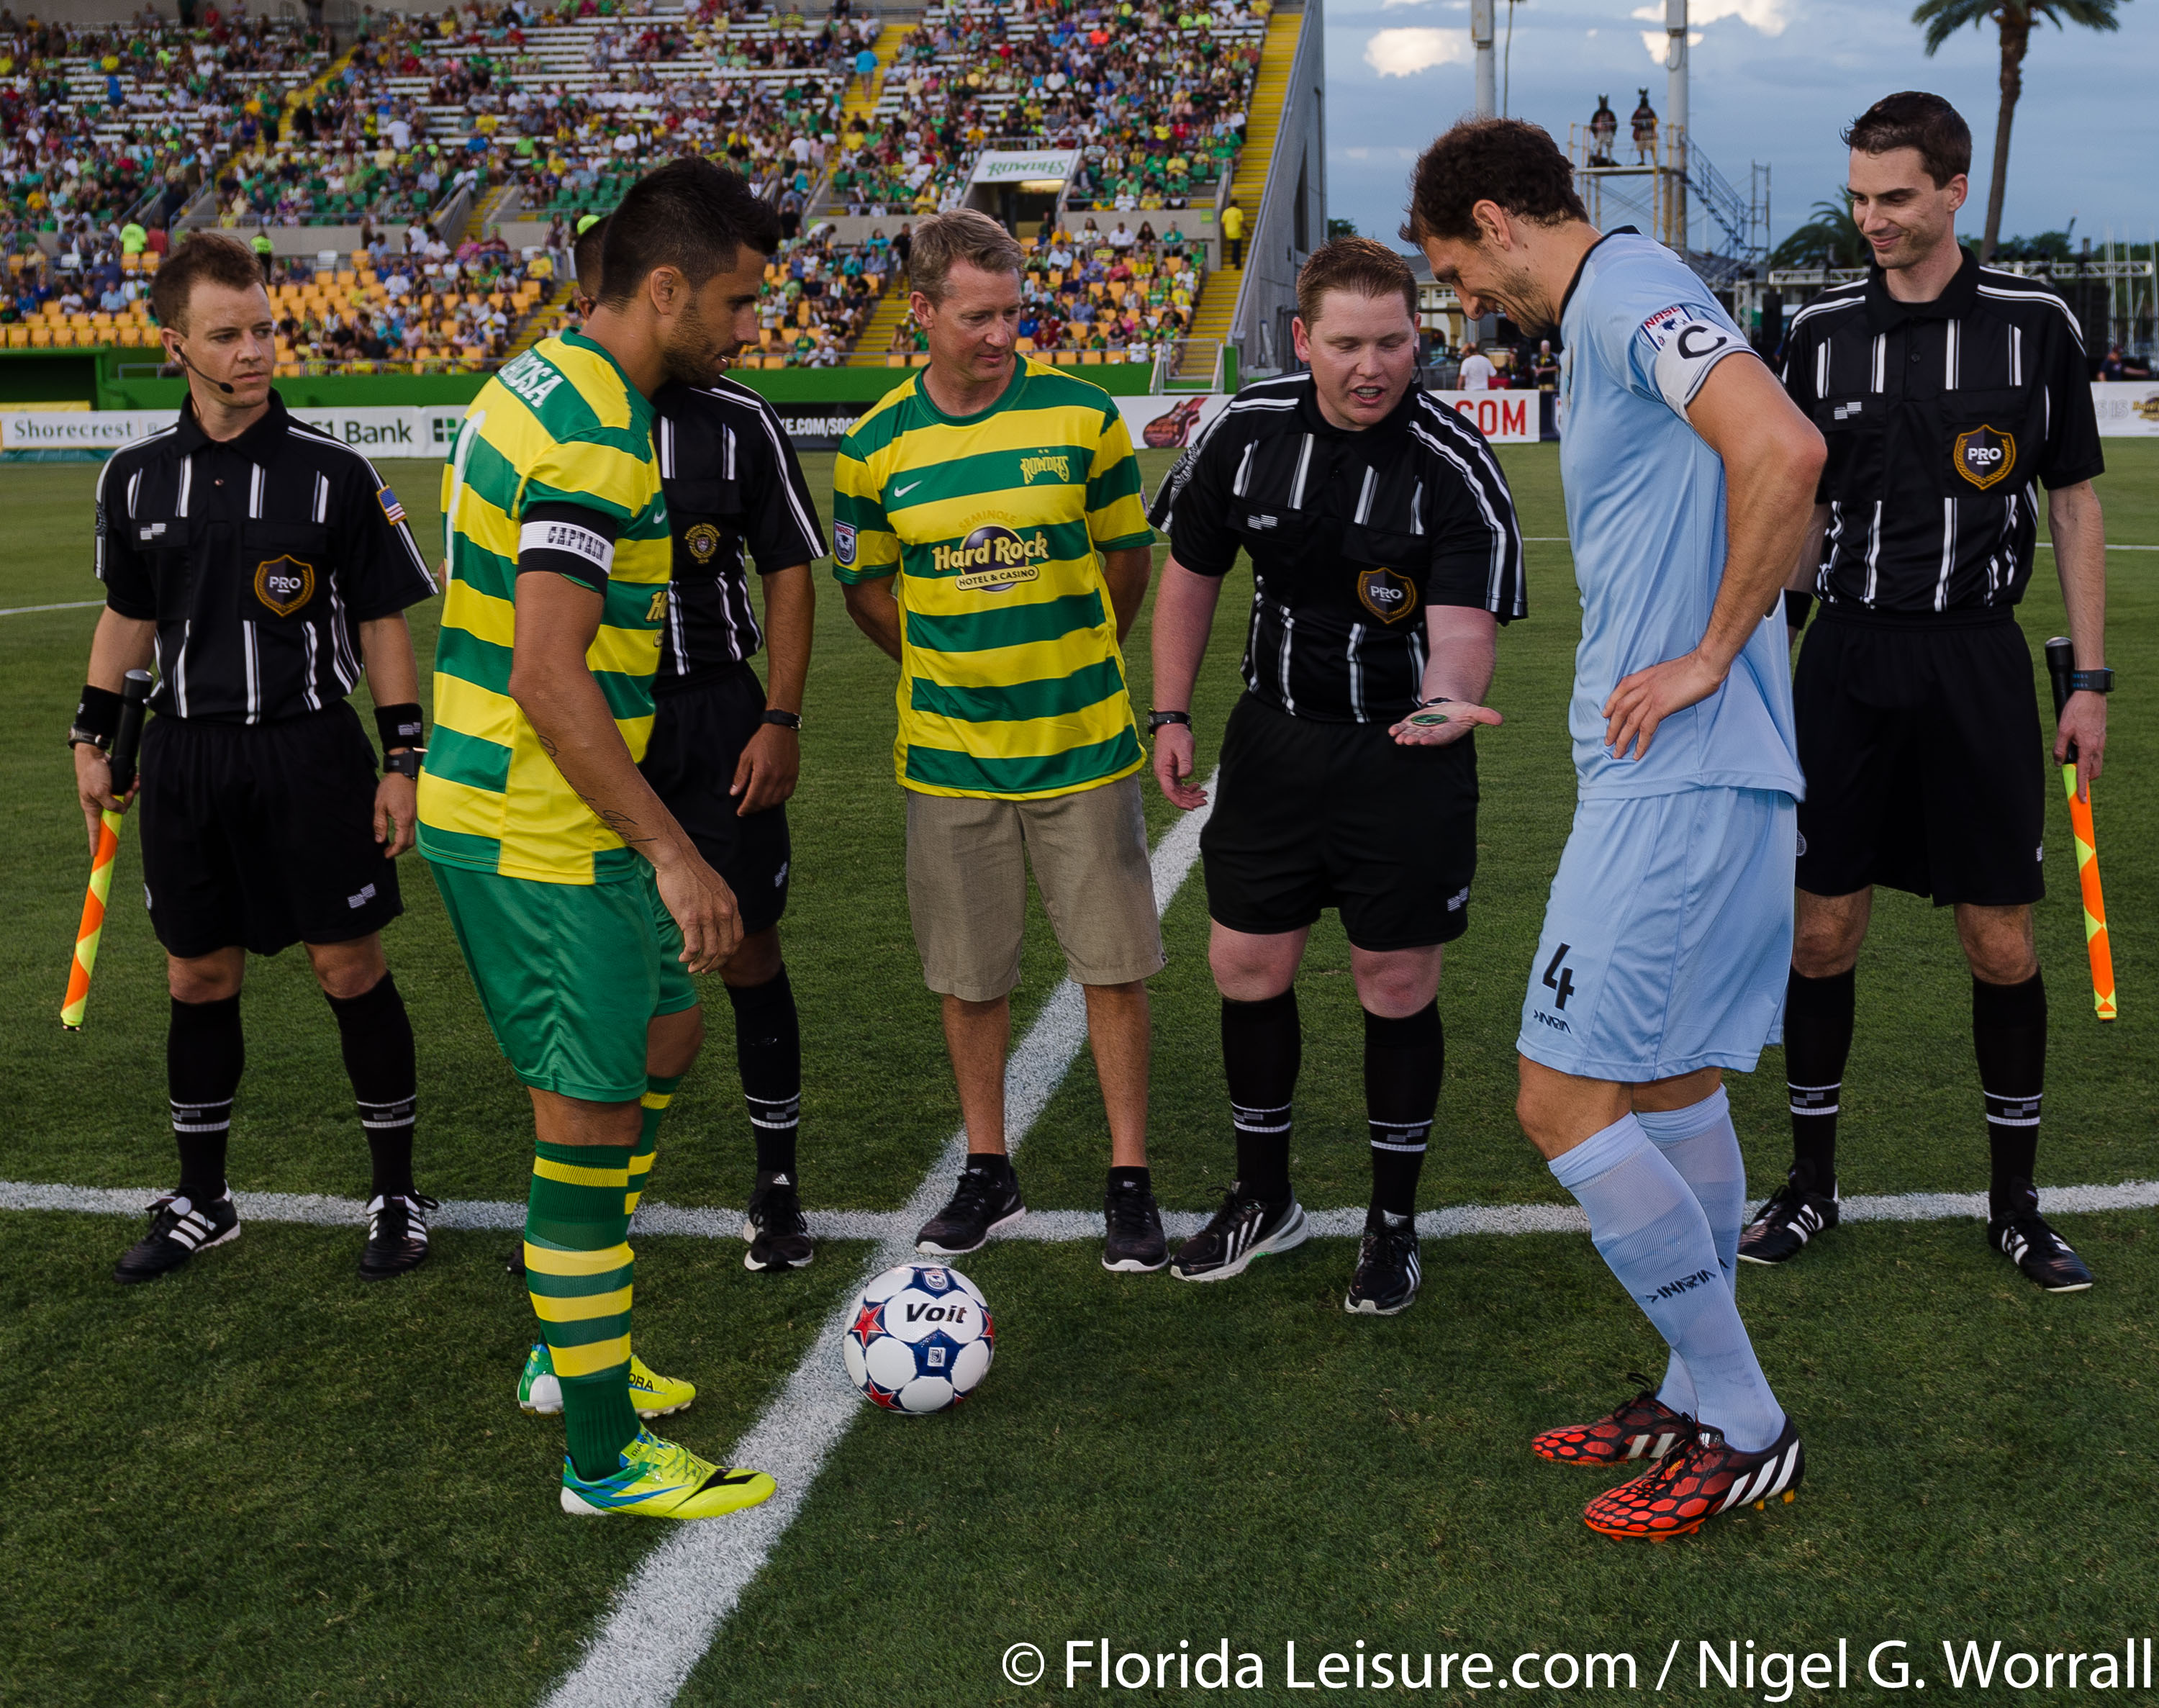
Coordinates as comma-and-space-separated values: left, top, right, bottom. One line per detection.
1542, 944, 1577, 1011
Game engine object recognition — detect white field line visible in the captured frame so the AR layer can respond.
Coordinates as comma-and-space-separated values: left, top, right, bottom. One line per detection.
0, 598, 104, 616
14, 1179, 2159, 1244
530, 777, 1218, 1708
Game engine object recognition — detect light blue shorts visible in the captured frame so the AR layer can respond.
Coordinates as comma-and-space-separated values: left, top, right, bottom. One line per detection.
1518, 787, 1796, 1082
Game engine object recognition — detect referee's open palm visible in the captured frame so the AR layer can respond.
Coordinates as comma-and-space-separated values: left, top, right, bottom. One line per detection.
1387, 698, 1502, 747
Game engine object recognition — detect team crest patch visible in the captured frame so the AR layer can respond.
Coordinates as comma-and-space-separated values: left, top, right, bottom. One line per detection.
253, 555, 315, 616
833, 520, 857, 566
1954, 425, 2016, 490
685, 523, 722, 563
1356, 567, 1418, 625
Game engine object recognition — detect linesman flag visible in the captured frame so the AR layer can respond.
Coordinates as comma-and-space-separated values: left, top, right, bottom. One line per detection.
60, 669, 150, 1031
2045, 637, 2116, 1023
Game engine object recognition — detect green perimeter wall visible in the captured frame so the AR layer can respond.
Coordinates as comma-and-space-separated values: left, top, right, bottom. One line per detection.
0, 350, 1163, 411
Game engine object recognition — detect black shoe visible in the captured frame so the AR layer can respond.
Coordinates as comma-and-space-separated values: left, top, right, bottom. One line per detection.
1102, 1177, 1167, 1273
1169, 1182, 1307, 1283
1344, 1208, 1421, 1315
1737, 1172, 1839, 1265
360, 1191, 438, 1280
114, 1191, 240, 1284
1989, 1208, 2094, 1291
915, 1160, 1025, 1255
743, 1171, 815, 1272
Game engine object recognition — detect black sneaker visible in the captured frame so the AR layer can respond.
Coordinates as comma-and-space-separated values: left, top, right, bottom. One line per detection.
743, 1172, 815, 1272
1102, 1177, 1167, 1273
915, 1160, 1025, 1255
114, 1191, 240, 1284
1169, 1182, 1307, 1283
1344, 1208, 1421, 1315
1989, 1208, 2094, 1292
360, 1191, 438, 1280
1737, 1172, 1839, 1265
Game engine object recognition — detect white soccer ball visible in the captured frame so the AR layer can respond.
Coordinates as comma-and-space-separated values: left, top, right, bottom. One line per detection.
841, 1262, 995, 1414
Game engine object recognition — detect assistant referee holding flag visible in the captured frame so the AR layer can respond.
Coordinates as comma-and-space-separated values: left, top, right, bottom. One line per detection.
1747, 93, 2109, 1292
1148, 238, 1525, 1315
75, 231, 439, 1286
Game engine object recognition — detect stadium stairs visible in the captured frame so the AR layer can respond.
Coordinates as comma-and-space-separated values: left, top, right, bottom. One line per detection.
1177, 7, 1300, 384
280, 41, 362, 145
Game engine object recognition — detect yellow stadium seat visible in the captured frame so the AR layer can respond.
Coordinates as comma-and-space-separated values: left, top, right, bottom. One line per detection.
1081, 350, 1103, 364
336, 270, 357, 286
29, 326, 53, 348
313, 270, 333, 286
4, 326, 27, 348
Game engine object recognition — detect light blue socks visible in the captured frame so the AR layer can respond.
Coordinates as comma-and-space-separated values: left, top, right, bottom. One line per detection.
1636, 1087, 1747, 1419
1549, 1104, 1783, 1452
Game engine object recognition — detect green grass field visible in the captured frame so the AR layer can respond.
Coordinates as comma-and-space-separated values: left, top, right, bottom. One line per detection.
3, 443, 2155, 1706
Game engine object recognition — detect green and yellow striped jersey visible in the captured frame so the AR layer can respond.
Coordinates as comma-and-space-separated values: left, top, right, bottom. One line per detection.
417, 330, 673, 885
830, 358, 1154, 800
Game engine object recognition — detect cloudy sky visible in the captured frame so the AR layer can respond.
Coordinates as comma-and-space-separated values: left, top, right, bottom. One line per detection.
1322, 0, 2159, 255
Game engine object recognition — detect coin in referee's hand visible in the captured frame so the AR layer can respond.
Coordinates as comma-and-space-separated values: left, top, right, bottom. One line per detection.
1407, 707, 1452, 728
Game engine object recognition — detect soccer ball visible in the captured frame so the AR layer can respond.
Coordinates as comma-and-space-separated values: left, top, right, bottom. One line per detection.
841, 1262, 994, 1414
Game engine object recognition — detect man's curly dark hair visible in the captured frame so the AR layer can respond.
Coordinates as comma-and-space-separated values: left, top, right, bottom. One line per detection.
1401, 119, 1588, 246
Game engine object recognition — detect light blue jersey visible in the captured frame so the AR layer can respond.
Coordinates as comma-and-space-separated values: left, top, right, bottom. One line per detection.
1556, 231, 1803, 800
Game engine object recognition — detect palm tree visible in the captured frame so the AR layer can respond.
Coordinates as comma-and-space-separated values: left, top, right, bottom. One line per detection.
1911, 0, 2128, 261
1769, 196, 1867, 271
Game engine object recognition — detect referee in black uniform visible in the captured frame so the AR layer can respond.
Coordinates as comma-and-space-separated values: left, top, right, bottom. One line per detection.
1147, 238, 1526, 1314
573, 214, 831, 1274
1744, 93, 2110, 1291
71, 232, 440, 1285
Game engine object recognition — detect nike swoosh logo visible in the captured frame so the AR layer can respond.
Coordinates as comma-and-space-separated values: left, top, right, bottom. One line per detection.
894, 479, 923, 496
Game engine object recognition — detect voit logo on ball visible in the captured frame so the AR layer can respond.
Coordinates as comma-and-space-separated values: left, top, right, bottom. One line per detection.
935, 524, 1051, 592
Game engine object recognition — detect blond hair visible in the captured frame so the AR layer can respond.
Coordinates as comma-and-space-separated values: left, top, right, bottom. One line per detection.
908, 209, 1023, 302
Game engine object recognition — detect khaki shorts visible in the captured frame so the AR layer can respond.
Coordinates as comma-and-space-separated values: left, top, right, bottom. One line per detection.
905, 775, 1165, 1001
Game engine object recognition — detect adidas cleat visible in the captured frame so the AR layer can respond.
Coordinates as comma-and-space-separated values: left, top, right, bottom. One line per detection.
1169, 1183, 1308, 1283
517, 1343, 697, 1420
1989, 1209, 2094, 1292
1737, 1174, 1839, 1265
743, 1172, 815, 1272
113, 1192, 240, 1284
558, 1429, 775, 1520
1344, 1209, 1421, 1315
359, 1191, 439, 1281
1583, 1415, 1805, 1540
1531, 1373, 1691, 1466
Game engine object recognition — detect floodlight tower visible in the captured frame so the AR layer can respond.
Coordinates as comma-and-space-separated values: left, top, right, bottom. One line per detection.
1665, 0, 1688, 248
1472, 0, 1496, 119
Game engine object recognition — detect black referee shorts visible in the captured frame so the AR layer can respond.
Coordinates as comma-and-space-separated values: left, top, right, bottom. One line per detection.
1201, 694, 1479, 951
639, 663, 792, 938
1793, 610, 2047, 908
137, 703, 402, 959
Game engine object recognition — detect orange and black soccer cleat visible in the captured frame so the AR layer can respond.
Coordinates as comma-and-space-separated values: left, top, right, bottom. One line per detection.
1583, 1416, 1805, 1540
1531, 1373, 1690, 1466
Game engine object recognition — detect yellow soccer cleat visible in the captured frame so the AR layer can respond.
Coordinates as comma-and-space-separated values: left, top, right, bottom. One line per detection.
559, 1429, 777, 1520
517, 1343, 697, 1420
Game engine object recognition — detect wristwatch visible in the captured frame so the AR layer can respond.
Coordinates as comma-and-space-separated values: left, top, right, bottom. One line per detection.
2069, 669, 2115, 695
1147, 710, 1192, 732
383, 748, 424, 780
762, 708, 803, 731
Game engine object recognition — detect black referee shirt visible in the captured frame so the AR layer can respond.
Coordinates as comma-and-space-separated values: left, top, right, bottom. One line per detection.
1149, 374, 1526, 724
96, 392, 436, 723
651, 374, 828, 695
1780, 248, 2104, 617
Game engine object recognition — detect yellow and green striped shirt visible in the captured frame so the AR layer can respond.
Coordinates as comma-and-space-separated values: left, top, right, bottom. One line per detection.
831, 358, 1154, 799
417, 330, 673, 884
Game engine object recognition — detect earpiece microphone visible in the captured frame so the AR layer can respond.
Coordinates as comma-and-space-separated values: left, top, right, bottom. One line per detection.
173, 345, 236, 394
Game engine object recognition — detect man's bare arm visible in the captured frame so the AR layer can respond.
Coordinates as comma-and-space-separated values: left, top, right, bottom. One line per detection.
731, 562, 813, 815
72, 607, 158, 852
1100, 544, 1154, 643
357, 612, 424, 858
1147, 556, 1224, 809
1603, 356, 1826, 759
2048, 477, 2107, 800
841, 573, 902, 661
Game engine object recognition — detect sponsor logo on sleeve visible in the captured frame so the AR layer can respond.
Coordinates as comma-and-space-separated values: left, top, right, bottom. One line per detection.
833, 520, 857, 566
1953, 425, 2016, 489
1638, 304, 1690, 349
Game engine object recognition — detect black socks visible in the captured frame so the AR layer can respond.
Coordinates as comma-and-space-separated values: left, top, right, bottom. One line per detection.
1975, 971, 2047, 1217
169, 993, 243, 1205
726, 967, 802, 1179
1365, 1003, 1441, 1219
1221, 990, 1299, 1205
325, 972, 418, 1201
1783, 967, 1855, 1194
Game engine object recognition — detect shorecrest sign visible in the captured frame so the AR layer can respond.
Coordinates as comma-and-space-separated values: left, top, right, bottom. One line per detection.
969, 149, 1079, 187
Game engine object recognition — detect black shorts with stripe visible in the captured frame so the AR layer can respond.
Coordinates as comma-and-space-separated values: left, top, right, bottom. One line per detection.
1793, 608, 2047, 907
1200, 693, 1479, 951
138, 703, 402, 959
639, 662, 792, 937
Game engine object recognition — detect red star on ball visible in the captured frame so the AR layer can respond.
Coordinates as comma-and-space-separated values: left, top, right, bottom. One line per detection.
848, 1301, 885, 1349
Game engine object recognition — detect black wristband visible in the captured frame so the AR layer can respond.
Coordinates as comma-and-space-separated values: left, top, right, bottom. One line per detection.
2068, 668, 2114, 695
376, 701, 425, 751
1147, 709, 1191, 732
1784, 590, 1814, 630
382, 747, 423, 780
761, 708, 803, 731
74, 683, 122, 746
